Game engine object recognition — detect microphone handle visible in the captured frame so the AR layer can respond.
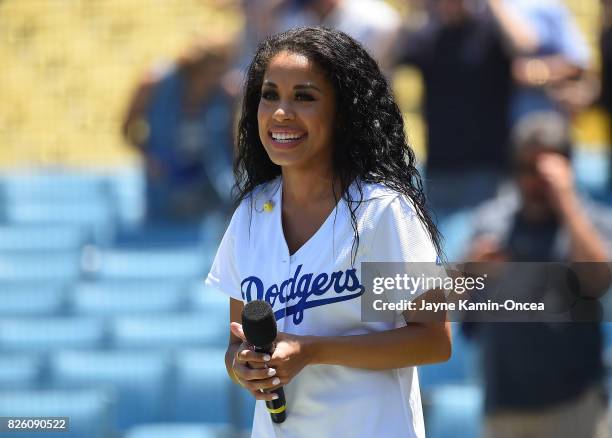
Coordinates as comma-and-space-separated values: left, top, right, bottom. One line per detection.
253, 345, 287, 423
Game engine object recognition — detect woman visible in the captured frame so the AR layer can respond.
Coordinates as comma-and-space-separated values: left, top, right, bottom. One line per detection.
206, 26, 451, 438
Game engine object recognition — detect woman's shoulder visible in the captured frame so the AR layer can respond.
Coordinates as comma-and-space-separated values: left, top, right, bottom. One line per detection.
347, 181, 421, 245
354, 182, 437, 262
353, 181, 417, 217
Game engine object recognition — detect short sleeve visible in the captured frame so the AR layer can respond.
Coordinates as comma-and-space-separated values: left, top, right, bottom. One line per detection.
366, 195, 445, 312
369, 195, 438, 264
205, 206, 244, 301
554, 10, 590, 68
510, 0, 590, 67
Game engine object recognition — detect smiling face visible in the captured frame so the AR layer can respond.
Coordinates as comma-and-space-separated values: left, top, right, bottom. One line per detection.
257, 51, 336, 172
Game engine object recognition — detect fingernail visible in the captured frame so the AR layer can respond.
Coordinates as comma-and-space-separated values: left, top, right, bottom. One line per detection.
272, 394, 279, 400
267, 368, 276, 376
272, 377, 280, 385
263, 355, 271, 361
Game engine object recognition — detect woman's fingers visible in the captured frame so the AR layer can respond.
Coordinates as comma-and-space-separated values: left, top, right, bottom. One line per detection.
233, 363, 277, 382
232, 361, 282, 398
243, 376, 282, 393
250, 388, 281, 401
230, 322, 247, 342
235, 346, 271, 364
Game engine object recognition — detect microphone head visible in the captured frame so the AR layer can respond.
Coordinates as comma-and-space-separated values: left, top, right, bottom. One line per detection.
242, 300, 277, 347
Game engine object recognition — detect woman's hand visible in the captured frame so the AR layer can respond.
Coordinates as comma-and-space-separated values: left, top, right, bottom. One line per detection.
230, 322, 313, 397
230, 326, 280, 401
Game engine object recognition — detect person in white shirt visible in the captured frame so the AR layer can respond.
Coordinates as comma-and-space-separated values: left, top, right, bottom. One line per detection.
280, 0, 401, 71
206, 26, 451, 438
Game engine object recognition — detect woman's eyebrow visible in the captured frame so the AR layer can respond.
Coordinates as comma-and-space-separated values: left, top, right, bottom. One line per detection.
262, 80, 321, 92
294, 83, 321, 92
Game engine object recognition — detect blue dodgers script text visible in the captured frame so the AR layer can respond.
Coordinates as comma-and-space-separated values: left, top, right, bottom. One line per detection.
241, 264, 364, 324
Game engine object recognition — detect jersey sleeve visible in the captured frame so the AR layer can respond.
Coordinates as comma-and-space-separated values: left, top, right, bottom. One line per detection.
369, 195, 438, 264
205, 205, 244, 301
367, 195, 444, 310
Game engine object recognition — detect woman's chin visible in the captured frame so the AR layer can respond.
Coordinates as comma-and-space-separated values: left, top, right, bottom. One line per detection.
265, 146, 305, 168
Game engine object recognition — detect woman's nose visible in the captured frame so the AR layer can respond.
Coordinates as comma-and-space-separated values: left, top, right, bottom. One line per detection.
272, 101, 295, 121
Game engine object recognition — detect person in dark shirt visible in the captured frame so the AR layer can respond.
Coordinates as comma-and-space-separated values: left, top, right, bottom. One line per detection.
395, 0, 526, 215
395, 0, 572, 217
600, 0, 612, 190
464, 111, 611, 438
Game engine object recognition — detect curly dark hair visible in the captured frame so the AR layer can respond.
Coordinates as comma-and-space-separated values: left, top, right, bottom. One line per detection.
234, 26, 443, 260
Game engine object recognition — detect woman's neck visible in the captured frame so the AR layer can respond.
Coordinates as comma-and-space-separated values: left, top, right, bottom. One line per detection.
281, 167, 340, 207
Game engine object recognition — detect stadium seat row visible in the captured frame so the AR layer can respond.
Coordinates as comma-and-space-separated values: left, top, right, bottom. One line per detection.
0, 282, 227, 317
0, 348, 253, 431
0, 313, 227, 351
0, 246, 216, 281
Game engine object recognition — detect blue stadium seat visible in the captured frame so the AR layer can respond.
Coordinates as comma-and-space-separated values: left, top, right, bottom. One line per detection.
0, 355, 42, 390
190, 283, 229, 325
71, 280, 187, 316
0, 172, 110, 203
573, 149, 610, 196
106, 168, 145, 226
602, 323, 612, 372
425, 384, 483, 438
125, 423, 234, 438
200, 212, 230, 246
437, 210, 474, 262
0, 317, 106, 351
603, 322, 612, 348
0, 283, 67, 316
173, 349, 234, 424
94, 248, 207, 280
418, 323, 478, 392
113, 223, 205, 248
236, 388, 255, 430
111, 313, 225, 350
0, 170, 142, 229
0, 251, 81, 282
0, 225, 86, 252
0, 389, 115, 438
4, 201, 115, 244
50, 350, 171, 430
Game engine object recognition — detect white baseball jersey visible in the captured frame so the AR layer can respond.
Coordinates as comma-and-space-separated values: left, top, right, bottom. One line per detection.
206, 177, 437, 438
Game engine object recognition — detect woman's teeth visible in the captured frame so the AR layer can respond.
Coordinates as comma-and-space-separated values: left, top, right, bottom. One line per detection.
271, 133, 305, 142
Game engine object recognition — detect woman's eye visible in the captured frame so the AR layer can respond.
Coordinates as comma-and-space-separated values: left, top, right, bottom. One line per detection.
261, 90, 278, 100
295, 92, 314, 101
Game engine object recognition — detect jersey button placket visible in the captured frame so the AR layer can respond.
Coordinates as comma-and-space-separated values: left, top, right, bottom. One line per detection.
281, 253, 291, 276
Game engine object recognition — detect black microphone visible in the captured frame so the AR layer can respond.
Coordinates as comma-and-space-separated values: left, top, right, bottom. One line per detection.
241, 300, 287, 423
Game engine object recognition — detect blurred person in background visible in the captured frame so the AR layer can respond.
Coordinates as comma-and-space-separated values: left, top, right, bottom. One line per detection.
225, 0, 401, 97
394, 0, 536, 217
600, 0, 612, 190
280, 0, 402, 71
464, 111, 612, 438
226, 0, 294, 96
122, 38, 236, 222
500, 0, 598, 121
